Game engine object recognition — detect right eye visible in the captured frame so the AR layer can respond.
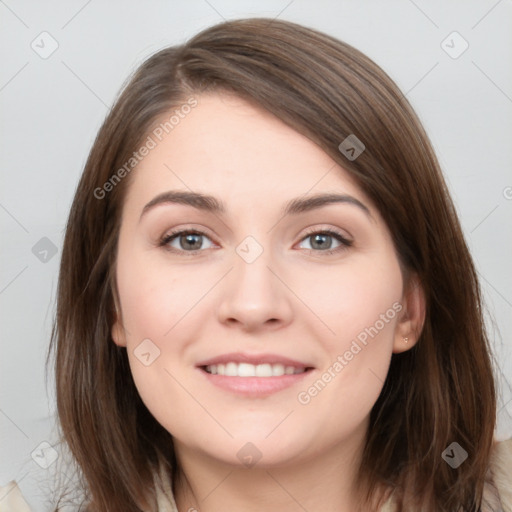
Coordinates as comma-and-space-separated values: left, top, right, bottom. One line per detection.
159, 229, 216, 254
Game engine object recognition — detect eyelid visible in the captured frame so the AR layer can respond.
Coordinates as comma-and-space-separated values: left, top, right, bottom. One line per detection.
299, 225, 353, 243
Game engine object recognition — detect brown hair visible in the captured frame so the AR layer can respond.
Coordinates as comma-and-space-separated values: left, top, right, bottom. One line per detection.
47, 17, 498, 511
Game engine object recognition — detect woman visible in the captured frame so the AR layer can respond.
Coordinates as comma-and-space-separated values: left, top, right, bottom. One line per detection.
14, 17, 510, 511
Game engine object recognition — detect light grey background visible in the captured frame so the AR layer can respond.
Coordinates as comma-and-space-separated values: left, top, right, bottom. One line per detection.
1, 0, 511, 509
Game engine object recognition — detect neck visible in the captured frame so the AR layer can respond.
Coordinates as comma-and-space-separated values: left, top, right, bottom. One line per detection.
173, 425, 370, 512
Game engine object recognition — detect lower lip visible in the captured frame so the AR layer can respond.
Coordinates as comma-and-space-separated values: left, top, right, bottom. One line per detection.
197, 367, 313, 397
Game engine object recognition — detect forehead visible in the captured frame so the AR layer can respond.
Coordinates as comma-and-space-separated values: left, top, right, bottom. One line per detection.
122, 92, 369, 215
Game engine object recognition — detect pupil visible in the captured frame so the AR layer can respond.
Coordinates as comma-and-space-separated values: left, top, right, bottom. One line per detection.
312, 234, 331, 250
182, 234, 201, 250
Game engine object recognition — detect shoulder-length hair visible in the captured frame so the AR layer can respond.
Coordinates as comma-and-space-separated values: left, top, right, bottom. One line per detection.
48, 17, 498, 511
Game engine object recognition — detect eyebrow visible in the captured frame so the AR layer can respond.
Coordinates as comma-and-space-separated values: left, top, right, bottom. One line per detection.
139, 190, 374, 222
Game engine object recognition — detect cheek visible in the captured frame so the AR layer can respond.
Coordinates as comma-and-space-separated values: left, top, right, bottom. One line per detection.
115, 249, 216, 419
116, 255, 195, 433
308, 255, 403, 347
296, 254, 403, 423
116, 248, 202, 343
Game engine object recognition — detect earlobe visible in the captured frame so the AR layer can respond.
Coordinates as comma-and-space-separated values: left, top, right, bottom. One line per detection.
111, 319, 127, 347
110, 287, 127, 347
111, 305, 127, 347
393, 274, 426, 354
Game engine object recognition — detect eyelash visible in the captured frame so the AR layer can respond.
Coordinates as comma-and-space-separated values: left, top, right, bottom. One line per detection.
158, 226, 353, 257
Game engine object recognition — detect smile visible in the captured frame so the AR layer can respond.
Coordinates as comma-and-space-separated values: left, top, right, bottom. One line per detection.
204, 362, 307, 377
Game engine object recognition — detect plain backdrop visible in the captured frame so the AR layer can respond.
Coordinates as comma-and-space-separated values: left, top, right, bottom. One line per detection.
1, 0, 511, 509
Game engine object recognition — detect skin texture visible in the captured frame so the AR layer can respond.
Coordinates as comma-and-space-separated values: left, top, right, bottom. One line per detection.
111, 92, 425, 511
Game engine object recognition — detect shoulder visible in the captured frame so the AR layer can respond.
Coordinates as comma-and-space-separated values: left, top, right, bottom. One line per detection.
485, 436, 512, 511
0, 480, 31, 511
379, 437, 512, 512
153, 457, 179, 512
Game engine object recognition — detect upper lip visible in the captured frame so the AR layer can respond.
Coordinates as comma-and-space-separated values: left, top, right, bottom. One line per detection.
196, 352, 314, 369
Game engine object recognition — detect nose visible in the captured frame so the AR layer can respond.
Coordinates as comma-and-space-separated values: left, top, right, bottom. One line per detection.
215, 245, 294, 332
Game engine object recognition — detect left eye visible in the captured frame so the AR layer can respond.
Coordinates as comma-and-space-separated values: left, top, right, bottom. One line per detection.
297, 229, 352, 254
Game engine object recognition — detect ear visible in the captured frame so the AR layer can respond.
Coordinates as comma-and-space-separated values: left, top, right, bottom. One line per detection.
393, 273, 426, 354
111, 300, 127, 347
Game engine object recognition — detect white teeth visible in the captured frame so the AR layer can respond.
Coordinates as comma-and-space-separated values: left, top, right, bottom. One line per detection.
272, 364, 285, 376
238, 363, 256, 377
255, 363, 272, 377
225, 362, 237, 377
205, 363, 306, 377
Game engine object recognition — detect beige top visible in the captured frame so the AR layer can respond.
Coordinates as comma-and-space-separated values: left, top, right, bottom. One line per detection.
1, 438, 511, 511
152, 438, 512, 512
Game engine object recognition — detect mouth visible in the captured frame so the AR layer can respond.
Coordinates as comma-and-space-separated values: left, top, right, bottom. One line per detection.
196, 353, 315, 396
202, 362, 310, 377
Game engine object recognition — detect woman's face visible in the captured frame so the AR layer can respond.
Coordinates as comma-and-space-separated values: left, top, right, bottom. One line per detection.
112, 92, 419, 468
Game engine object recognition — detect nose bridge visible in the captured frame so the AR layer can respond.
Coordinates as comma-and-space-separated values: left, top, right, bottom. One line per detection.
216, 233, 293, 329
236, 236, 274, 289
